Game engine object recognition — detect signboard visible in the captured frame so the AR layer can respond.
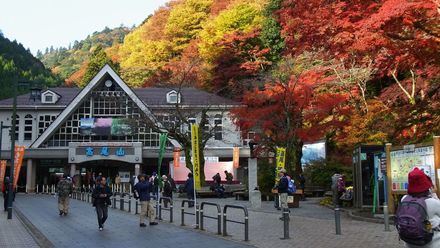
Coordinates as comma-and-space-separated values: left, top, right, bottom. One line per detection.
191, 124, 201, 190
173, 148, 180, 168
0, 160, 6, 190
380, 157, 387, 172
390, 146, 434, 191
13, 145, 25, 189
80, 118, 136, 136
118, 171, 130, 183
275, 147, 286, 183
233, 146, 240, 168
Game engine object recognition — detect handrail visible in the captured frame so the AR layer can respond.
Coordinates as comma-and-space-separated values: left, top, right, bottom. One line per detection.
223, 204, 249, 241
200, 201, 222, 235
158, 197, 173, 223
180, 200, 198, 228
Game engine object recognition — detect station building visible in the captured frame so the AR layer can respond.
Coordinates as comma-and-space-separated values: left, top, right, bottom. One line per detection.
0, 65, 250, 192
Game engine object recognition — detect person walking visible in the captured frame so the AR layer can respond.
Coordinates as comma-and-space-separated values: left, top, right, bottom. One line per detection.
115, 174, 121, 193
276, 169, 289, 219
396, 167, 440, 247
92, 176, 113, 231
56, 174, 73, 216
2, 177, 10, 211
167, 174, 176, 192
162, 175, 172, 208
134, 174, 158, 227
184, 173, 195, 207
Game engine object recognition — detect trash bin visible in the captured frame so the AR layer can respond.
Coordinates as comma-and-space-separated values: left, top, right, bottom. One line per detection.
288, 190, 302, 208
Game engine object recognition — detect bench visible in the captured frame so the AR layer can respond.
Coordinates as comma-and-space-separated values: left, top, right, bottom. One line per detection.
233, 191, 248, 200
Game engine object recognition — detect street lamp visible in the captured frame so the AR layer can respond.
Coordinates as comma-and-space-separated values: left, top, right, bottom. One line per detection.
7, 80, 31, 219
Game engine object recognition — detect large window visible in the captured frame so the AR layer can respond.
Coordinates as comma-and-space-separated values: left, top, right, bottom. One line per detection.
11, 115, 19, 141
24, 114, 33, 140
214, 114, 222, 140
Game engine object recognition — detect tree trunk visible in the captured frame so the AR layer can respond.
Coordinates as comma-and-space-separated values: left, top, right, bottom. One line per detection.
285, 139, 303, 177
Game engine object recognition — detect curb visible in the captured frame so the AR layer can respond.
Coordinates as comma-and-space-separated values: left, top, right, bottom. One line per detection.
14, 207, 54, 248
347, 210, 395, 225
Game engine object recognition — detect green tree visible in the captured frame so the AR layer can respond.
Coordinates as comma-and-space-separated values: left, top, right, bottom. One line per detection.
259, 0, 284, 62
80, 45, 118, 87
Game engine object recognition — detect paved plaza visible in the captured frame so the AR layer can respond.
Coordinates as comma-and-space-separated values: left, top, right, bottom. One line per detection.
0, 194, 408, 248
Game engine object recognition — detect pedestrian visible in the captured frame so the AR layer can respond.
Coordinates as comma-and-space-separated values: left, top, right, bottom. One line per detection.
396, 167, 440, 247
184, 173, 195, 207
212, 173, 221, 187
2, 177, 10, 211
56, 174, 73, 216
331, 172, 343, 206
162, 175, 172, 208
167, 174, 176, 192
225, 170, 233, 184
151, 172, 159, 196
90, 172, 96, 189
337, 176, 346, 206
276, 169, 289, 219
134, 174, 158, 227
92, 176, 113, 231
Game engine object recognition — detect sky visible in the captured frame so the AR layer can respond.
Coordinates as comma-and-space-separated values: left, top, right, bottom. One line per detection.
0, 0, 170, 55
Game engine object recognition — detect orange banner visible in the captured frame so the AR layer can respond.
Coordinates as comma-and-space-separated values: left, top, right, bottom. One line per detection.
233, 146, 240, 168
13, 146, 25, 189
0, 160, 6, 189
173, 148, 180, 168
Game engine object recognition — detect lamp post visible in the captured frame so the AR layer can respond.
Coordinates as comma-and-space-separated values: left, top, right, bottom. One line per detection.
7, 80, 32, 219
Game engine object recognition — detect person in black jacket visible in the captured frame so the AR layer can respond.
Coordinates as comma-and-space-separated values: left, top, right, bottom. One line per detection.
276, 169, 289, 212
92, 176, 113, 231
134, 174, 158, 227
184, 173, 194, 207
162, 175, 172, 208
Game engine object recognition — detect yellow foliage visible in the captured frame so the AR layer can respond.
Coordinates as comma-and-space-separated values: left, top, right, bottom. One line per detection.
198, 0, 267, 61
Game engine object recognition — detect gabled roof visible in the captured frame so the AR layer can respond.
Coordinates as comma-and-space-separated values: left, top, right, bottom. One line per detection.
31, 64, 180, 148
0, 87, 239, 108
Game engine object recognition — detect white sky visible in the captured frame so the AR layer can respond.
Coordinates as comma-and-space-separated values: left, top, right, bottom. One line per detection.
0, 0, 169, 54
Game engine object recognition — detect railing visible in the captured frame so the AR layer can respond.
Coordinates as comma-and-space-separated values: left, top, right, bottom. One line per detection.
158, 197, 173, 223
119, 195, 132, 212
200, 202, 222, 235
180, 200, 198, 228
223, 204, 249, 241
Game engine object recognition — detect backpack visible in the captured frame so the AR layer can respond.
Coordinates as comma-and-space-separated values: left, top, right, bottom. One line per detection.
395, 196, 433, 246
287, 179, 296, 194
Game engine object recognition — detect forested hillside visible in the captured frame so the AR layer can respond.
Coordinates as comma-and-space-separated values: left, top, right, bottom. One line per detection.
0, 32, 60, 100
38, 0, 439, 171
38, 26, 130, 84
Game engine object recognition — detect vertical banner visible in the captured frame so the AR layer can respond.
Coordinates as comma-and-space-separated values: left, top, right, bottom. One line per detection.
191, 124, 201, 190
173, 148, 180, 168
13, 145, 25, 189
275, 147, 286, 183
157, 133, 168, 183
233, 146, 240, 168
0, 160, 6, 190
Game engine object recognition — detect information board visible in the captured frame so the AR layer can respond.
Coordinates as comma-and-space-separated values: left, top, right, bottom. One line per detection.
390, 146, 434, 191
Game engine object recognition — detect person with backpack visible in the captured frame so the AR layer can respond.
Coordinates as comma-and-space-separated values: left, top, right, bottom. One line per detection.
56, 174, 73, 216
134, 174, 158, 227
396, 167, 440, 247
276, 169, 289, 218
287, 175, 296, 195
92, 176, 113, 231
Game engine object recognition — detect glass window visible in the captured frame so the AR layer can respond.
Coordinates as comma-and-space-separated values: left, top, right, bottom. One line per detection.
44, 94, 53, 102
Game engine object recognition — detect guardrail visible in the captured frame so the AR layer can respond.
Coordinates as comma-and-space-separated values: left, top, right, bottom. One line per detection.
158, 197, 173, 223
223, 204, 249, 241
119, 195, 132, 212
181, 200, 198, 228
200, 202, 221, 235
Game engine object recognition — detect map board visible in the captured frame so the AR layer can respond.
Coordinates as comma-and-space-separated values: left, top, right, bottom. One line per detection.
390, 146, 434, 192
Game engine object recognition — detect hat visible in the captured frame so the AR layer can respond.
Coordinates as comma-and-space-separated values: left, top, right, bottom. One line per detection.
162, 175, 167, 180
408, 167, 433, 195
279, 168, 286, 173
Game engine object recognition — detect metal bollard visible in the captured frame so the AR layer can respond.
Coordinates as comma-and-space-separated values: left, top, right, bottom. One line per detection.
170, 204, 174, 223
223, 212, 227, 236
384, 204, 390, 231
181, 207, 185, 226
120, 198, 124, 211
335, 207, 341, 235
159, 204, 162, 220
128, 198, 131, 213
245, 215, 249, 242
195, 204, 200, 229
135, 200, 139, 214
281, 208, 290, 239
113, 198, 116, 209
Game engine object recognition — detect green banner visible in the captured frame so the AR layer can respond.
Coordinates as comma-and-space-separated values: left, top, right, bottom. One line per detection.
157, 133, 168, 187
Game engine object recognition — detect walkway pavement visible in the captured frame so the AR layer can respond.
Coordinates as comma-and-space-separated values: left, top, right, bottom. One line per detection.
13, 194, 252, 248
0, 198, 39, 248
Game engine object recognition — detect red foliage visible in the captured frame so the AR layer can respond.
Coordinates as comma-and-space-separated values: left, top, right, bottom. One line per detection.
278, 0, 440, 76
211, 29, 271, 97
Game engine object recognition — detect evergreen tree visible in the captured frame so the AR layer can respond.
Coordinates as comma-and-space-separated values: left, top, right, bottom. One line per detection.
80, 45, 118, 87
